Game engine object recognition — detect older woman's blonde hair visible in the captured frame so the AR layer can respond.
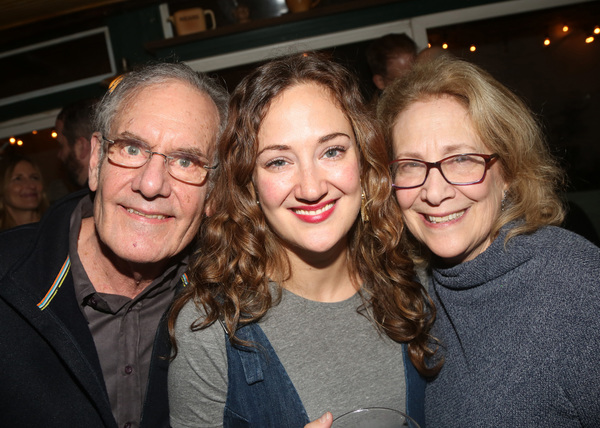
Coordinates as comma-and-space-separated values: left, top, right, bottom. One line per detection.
377, 55, 565, 260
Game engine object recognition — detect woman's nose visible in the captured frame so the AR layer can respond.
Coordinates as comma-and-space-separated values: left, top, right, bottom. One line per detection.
420, 167, 455, 205
294, 164, 327, 202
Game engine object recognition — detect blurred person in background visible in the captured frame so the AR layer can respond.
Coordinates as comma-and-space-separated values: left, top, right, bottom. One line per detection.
366, 33, 417, 101
0, 154, 48, 230
55, 97, 98, 188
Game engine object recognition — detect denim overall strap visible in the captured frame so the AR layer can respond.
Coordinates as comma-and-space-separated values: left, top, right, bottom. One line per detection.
224, 323, 310, 427
403, 343, 426, 427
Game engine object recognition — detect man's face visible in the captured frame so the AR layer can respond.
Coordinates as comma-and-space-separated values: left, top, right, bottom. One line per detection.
56, 118, 84, 186
383, 53, 415, 87
88, 81, 220, 266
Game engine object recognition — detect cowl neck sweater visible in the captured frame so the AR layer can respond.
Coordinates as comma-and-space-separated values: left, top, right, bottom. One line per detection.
431, 222, 530, 289
425, 223, 600, 428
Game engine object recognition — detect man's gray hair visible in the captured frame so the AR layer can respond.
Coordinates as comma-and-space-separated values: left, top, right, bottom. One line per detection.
94, 62, 229, 160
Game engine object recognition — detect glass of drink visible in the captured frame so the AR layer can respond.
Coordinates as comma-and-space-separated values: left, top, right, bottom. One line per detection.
332, 407, 421, 428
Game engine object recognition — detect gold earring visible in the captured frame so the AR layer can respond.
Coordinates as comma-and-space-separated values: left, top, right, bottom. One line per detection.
361, 191, 369, 223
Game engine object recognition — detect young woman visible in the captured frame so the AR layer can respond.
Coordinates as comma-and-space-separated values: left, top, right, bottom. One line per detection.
378, 55, 600, 427
168, 52, 440, 427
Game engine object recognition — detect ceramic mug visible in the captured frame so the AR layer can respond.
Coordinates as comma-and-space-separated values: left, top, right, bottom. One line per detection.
170, 8, 216, 36
286, 0, 321, 13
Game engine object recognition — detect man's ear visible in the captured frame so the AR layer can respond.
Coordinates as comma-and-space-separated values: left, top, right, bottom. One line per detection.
372, 74, 386, 90
88, 133, 102, 192
74, 136, 92, 161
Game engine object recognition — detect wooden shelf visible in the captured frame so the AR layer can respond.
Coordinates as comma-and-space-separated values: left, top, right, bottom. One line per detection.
145, 0, 406, 56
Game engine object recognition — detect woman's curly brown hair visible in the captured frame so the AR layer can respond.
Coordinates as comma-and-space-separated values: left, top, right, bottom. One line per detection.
169, 51, 441, 377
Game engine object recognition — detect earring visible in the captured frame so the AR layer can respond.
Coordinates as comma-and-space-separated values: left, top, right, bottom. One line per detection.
501, 190, 507, 211
361, 191, 369, 223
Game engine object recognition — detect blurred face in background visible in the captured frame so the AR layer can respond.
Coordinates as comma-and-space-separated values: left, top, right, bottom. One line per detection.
373, 52, 416, 90
4, 160, 44, 212
55, 118, 88, 187
383, 53, 415, 85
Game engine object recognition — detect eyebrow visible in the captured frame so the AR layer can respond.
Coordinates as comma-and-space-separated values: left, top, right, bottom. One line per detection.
116, 131, 209, 159
257, 132, 352, 157
319, 132, 351, 144
397, 143, 479, 159
256, 144, 289, 157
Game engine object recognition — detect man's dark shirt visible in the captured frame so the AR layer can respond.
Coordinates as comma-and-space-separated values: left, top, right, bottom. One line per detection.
69, 196, 186, 428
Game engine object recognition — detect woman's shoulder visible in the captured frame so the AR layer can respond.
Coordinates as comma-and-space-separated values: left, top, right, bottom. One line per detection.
176, 298, 205, 323
529, 225, 600, 253
174, 299, 226, 350
514, 225, 600, 272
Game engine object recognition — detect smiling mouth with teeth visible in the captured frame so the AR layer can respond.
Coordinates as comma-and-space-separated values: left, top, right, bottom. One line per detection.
126, 207, 168, 220
293, 202, 335, 216
426, 210, 465, 224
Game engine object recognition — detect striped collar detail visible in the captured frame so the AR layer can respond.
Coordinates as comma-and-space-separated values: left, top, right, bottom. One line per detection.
37, 257, 188, 310
38, 256, 71, 310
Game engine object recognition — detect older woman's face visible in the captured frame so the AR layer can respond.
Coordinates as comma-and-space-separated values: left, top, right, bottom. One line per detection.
4, 160, 43, 212
392, 96, 507, 265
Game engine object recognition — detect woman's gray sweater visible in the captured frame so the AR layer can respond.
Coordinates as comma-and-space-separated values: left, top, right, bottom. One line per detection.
426, 225, 600, 427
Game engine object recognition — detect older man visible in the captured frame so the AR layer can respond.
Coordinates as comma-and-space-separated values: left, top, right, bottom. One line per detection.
0, 62, 228, 428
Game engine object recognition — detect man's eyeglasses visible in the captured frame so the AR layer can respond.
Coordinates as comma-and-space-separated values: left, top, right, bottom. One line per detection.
102, 136, 217, 185
390, 153, 498, 189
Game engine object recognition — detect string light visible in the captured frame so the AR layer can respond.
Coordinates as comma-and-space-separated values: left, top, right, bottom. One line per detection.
432, 20, 598, 54
32, 130, 37, 135
51, 131, 58, 138
17, 140, 23, 146
9, 137, 16, 144
108, 75, 124, 93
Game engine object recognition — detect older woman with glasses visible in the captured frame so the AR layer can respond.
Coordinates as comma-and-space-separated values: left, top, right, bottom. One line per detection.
378, 55, 600, 427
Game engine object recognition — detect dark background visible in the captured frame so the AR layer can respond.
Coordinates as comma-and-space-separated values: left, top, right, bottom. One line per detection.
1, 0, 598, 213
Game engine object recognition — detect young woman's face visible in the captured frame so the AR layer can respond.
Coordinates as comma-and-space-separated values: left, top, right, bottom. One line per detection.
253, 83, 362, 260
4, 160, 43, 211
392, 96, 507, 266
